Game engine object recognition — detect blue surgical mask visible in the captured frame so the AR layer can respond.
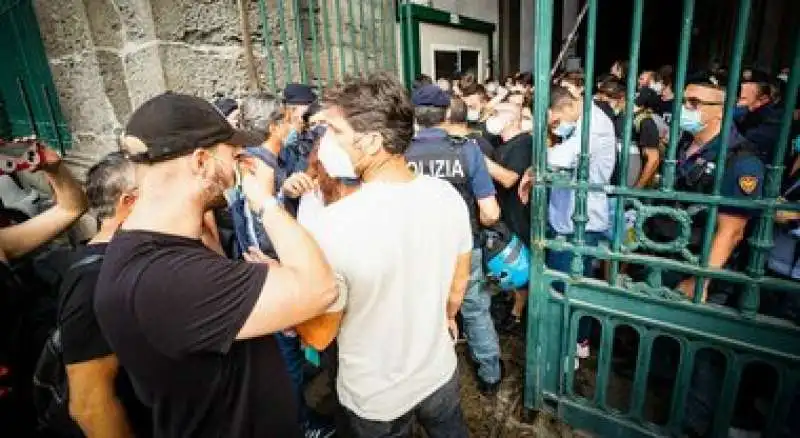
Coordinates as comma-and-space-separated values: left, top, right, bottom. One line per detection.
679, 108, 705, 135
731, 105, 748, 119
553, 121, 577, 139
284, 128, 298, 147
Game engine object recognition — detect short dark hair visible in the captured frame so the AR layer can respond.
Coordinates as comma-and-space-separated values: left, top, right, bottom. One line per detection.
461, 83, 486, 99
447, 97, 468, 123
413, 74, 433, 91
550, 85, 577, 109
322, 72, 414, 154
597, 77, 626, 99
612, 60, 629, 78
85, 151, 135, 222
516, 71, 533, 86
414, 106, 446, 128
657, 65, 674, 87
561, 71, 585, 89
264, 108, 286, 140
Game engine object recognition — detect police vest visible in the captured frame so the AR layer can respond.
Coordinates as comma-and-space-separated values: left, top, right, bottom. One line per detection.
405, 135, 480, 244
675, 134, 758, 195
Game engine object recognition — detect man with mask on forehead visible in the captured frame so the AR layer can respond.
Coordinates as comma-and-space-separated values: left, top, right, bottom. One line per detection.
93, 92, 339, 438
304, 73, 471, 437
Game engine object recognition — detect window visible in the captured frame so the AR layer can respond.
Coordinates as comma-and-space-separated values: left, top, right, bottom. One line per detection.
431, 46, 483, 81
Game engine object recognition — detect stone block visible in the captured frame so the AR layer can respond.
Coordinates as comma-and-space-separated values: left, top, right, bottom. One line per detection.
33, 0, 94, 58
123, 44, 167, 109
150, 0, 265, 46
48, 53, 120, 133
115, 0, 159, 41
95, 50, 133, 125
83, 0, 125, 49
159, 43, 259, 99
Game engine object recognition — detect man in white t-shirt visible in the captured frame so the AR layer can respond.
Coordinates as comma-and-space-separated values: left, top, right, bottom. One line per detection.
305, 72, 471, 437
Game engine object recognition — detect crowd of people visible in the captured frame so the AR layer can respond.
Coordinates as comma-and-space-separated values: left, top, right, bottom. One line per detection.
0, 58, 798, 438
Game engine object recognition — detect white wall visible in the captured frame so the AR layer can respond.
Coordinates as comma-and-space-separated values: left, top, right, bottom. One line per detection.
519, 0, 535, 73
419, 22, 490, 81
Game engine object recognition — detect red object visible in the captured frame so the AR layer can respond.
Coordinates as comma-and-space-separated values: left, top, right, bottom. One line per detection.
0, 139, 45, 176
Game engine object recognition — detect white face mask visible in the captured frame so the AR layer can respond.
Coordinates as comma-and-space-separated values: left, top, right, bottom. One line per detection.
521, 119, 533, 132
485, 116, 507, 136
467, 109, 481, 122
778, 73, 789, 82
650, 82, 664, 94
318, 131, 357, 178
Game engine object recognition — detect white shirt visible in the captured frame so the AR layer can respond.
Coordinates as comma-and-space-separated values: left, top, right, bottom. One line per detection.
304, 175, 472, 421
547, 103, 617, 234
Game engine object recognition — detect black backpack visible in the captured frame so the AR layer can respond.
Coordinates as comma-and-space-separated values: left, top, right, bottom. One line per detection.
32, 253, 104, 436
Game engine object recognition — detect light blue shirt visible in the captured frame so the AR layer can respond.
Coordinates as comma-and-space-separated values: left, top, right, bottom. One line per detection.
547, 103, 617, 234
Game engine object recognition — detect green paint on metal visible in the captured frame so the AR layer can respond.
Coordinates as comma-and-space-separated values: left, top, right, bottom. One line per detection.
256, 0, 278, 91
335, 0, 346, 77
292, 0, 308, 83
276, 0, 292, 83
370, 0, 378, 72
308, 0, 322, 85
320, 0, 335, 85
347, 0, 358, 74
0, 0, 70, 149
521, 0, 800, 436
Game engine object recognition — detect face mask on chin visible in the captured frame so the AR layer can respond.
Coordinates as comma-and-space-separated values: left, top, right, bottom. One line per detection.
485, 115, 507, 136
467, 109, 481, 122
552, 121, 577, 139
284, 128, 298, 147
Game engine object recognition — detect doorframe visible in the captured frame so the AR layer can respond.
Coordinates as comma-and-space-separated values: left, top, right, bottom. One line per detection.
399, 3, 495, 89
430, 44, 485, 83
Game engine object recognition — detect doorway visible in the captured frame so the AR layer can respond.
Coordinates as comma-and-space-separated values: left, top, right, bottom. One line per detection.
431, 46, 483, 81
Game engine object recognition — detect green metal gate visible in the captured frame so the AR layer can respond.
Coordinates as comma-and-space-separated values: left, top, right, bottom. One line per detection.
0, 0, 70, 152
526, 0, 800, 437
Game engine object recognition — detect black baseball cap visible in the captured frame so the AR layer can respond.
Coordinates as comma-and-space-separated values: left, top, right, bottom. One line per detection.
411, 84, 450, 107
123, 92, 251, 163
283, 83, 316, 105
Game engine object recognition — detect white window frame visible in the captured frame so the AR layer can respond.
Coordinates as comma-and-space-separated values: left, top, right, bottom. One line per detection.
430, 43, 484, 82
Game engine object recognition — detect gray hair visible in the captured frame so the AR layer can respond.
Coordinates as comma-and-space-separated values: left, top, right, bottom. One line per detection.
240, 93, 280, 136
85, 151, 135, 222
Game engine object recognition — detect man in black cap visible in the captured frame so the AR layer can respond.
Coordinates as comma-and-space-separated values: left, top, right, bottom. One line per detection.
278, 84, 318, 214
93, 92, 339, 438
406, 84, 504, 396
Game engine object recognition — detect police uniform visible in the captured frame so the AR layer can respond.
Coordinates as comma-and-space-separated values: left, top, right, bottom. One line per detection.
407, 84, 503, 389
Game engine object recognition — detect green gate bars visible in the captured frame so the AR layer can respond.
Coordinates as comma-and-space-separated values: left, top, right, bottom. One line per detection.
255, 0, 398, 92
527, 0, 800, 437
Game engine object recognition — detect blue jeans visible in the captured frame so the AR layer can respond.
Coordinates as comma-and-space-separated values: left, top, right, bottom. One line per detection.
462, 249, 501, 384
546, 230, 606, 343
275, 333, 307, 424
345, 370, 468, 438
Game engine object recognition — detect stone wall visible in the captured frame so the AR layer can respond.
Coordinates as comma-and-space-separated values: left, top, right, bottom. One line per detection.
32, 0, 397, 171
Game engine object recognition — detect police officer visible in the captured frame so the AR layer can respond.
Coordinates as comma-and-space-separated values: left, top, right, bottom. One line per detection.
671, 74, 766, 438
279, 84, 318, 216
406, 84, 504, 396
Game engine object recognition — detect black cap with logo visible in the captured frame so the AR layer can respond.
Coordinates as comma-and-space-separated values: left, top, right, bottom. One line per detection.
123, 92, 251, 163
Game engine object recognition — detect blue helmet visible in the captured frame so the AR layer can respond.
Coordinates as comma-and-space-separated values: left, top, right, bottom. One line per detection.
483, 224, 530, 291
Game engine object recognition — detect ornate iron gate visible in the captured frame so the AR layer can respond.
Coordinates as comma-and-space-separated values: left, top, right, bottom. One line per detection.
0, 0, 70, 152
525, 0, 800, 437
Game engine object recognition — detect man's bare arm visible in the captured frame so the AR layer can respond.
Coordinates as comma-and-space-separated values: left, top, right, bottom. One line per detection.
447, 252, 472, 320
0, 162, 87, 261
485, 157, 521, 189
476, 196, 501, 226
66, 355, 134, 438
634, 147, 661, 189
237, 161, 337, 338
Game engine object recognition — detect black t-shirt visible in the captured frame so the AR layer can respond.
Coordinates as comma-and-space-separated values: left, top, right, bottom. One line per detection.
635, 113, 660, 150
657, 98, 674, 123
494, 132, 533, 243
467, 132, 496, 157
60, 243, 152, 437
94, 231, 299, 438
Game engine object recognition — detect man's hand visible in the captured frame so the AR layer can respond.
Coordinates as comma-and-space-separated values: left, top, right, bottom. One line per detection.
447, 318, 459, 343
240, 157, 275, 212
243, 247, 279, 267
677, 277, 708, 302
518, 167, 534, 204
281, 172, 316, 199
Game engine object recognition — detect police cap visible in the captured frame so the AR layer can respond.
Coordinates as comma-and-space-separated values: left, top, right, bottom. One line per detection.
411, 84, 450, 108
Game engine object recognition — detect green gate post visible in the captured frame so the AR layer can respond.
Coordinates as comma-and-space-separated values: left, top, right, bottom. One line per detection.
525, 0, 554, 413
347, 0, 358, 74
321, 0, 335, 85
308, 0, 322, 85
277, 0, 293, 84
257, 0, 278, 91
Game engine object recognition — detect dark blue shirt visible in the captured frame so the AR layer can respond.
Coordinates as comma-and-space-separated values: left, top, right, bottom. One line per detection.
734, 103, 783, 164
677, 128, 765, 216
412, 127, 496, 199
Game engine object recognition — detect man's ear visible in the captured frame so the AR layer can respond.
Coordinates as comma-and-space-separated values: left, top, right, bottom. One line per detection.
189, 148, 212, 176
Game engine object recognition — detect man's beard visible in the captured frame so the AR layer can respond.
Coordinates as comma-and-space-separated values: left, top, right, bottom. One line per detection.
203, 167, 233, 210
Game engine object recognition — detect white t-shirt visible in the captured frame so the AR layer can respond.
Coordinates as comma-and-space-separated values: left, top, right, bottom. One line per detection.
547, 103, 617, 234
304, 175, 472, 421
